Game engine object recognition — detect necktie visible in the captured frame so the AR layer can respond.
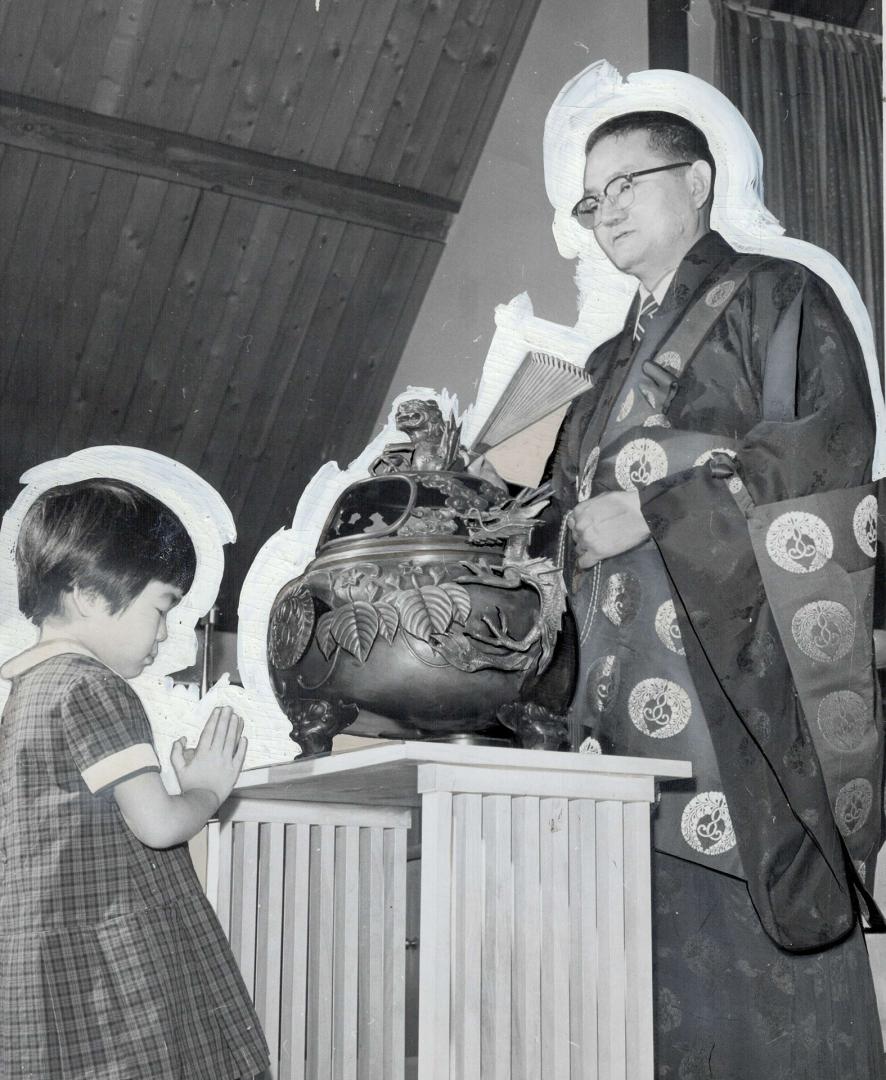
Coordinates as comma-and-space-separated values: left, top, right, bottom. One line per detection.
633, 293, 659, 343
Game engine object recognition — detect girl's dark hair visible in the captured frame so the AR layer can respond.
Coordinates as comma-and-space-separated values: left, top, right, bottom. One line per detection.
586, 111, 716, 190
16, 479, 197, 625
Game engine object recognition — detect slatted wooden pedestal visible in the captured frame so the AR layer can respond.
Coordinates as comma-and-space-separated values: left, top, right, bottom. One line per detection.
206, 743, 690, 1080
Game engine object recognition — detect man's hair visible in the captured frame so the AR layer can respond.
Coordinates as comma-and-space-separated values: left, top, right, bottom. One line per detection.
16, 479, 197, 625
586, 111, 716, 186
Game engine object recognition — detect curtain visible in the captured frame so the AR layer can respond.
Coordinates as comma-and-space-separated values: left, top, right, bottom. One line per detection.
714, 1, 883, 361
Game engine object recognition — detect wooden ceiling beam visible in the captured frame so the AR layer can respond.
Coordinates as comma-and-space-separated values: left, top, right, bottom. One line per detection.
0, 89, 459, 243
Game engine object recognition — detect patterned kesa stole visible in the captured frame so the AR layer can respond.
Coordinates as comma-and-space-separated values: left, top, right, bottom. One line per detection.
569, 258, 766, 876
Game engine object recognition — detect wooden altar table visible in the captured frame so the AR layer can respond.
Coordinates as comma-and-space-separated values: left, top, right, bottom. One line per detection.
206, 742, 691, 1079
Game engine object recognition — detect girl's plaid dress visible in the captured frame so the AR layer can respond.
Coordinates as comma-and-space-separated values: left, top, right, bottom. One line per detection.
0, 650, 270, 1079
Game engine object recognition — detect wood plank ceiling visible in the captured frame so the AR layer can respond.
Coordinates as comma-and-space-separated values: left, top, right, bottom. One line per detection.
0, 0, 542, 628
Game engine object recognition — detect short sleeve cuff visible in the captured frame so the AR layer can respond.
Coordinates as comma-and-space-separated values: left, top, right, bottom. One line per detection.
81, 743, 161, 794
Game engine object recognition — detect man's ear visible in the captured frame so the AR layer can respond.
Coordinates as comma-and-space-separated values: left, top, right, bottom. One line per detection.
688, 160, 713, 209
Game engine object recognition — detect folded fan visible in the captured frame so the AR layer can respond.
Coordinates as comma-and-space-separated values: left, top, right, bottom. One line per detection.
468, 351, 594, 453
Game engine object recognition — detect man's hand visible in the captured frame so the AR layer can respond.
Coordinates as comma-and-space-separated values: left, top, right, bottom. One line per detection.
569, 489, 650, 568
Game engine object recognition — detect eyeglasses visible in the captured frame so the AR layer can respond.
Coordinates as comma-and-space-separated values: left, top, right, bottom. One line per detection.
571, 162, 693, 230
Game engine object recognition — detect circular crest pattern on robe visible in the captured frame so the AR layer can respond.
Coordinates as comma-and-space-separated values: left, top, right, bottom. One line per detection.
816, 690, 873, 753
614, 438, 668, 490
853, 493, 878, 557
654, 600, 685, 655
834, 777, 874, 837
681, 791, 736, 855
791, 600, 855, 662
628, 678, 692, 738
765, 512, 833, 574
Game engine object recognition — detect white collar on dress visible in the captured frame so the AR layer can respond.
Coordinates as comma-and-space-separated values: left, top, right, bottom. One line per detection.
0, 639, 103, 680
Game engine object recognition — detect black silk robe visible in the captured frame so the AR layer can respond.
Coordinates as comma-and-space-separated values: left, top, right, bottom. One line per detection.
551, 231, 885, 1076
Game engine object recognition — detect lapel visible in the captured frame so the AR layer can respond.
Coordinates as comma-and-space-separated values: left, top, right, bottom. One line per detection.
632, 231, 737, 371
575, 305, 638, 473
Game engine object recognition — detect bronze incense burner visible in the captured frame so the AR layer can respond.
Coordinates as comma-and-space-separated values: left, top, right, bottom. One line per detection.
267, 400, 571, 754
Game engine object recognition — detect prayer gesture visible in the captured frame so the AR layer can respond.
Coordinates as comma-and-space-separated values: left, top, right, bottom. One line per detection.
171, 706, 248, 812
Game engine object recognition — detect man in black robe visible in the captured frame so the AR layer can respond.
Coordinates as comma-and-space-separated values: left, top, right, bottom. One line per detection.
551, 111, 885, 1077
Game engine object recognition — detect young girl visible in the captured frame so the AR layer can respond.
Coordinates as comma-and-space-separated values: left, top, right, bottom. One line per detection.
0, 479, 270, 1079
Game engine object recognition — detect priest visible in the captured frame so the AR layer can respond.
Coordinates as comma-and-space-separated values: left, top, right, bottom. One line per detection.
551, 110, 885, 1077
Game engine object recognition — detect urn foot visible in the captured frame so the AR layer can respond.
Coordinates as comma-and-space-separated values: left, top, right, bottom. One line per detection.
496, 702, 569, 751
288, 699, 357, 756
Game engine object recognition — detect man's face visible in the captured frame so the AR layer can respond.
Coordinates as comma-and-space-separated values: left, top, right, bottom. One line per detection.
582, 130, 703, 288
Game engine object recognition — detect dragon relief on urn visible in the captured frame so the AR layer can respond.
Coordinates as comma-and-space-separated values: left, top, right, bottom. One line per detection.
267, 398, 571, 754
